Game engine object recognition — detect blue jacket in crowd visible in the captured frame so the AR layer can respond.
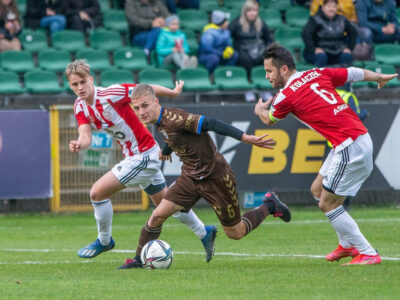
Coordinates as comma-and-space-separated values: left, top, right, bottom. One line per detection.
198, 23, 233, 58
356, 0, 399, 34
156, 28, 190, 66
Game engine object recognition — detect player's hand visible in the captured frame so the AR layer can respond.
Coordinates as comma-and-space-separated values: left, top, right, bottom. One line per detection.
159, 150, 172, 162
315, 47, 324, 54
377, 73, 399, 89
172, 80, 184, 97
343, 48, 351, 53
254, 97, 270, 116
69, 140, 81, 152
242, 133, 276, 149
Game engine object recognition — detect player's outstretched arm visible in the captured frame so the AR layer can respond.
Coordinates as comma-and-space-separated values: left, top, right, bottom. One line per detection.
362, 69, 398, 89
200, 116, 275, 149
150, 80, 184, 98
69, 124, 91, 152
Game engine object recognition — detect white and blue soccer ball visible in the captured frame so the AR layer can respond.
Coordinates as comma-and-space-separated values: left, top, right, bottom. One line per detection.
140, 239, 173, 269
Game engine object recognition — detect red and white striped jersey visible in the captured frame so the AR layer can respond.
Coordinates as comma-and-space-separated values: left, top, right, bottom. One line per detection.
270, 68, 367, 151
74, 83, 155, 157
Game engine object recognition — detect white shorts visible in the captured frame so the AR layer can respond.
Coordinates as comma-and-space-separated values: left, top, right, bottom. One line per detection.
111, 145, 165, 192
320, 133, 373, 196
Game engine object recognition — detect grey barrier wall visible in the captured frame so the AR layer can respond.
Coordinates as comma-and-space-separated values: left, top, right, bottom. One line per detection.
0, 110, 51, 199
149, 103, 400, 192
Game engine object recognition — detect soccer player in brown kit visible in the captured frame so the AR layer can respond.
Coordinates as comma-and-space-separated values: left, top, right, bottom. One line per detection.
118, 84, 292, 269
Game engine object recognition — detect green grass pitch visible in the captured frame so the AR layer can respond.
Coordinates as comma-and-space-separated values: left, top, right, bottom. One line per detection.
0, 207, 399, 299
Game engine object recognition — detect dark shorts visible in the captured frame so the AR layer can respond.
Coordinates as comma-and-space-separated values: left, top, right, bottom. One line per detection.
165, 169, 241, 227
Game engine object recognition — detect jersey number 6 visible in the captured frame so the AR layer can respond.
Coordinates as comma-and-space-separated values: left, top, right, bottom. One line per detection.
310, 83, 337, 104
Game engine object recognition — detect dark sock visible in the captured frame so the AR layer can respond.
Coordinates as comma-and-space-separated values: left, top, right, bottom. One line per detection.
135, 221, 162, 257
264, 201, 276, 214
241, 205, 270, 235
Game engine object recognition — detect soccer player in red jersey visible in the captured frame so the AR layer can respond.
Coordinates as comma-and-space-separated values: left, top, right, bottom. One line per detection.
254, 43, 398, 265
66, 60, 217, 261
118, 84, 289, 269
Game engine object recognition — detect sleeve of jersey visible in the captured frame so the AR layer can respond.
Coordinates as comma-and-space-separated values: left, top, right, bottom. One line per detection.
74, 102, 89, 126
163, 108, 201, 134
108, 83, 136, 104
269, 93, 290, 122
322, 68, 348, 87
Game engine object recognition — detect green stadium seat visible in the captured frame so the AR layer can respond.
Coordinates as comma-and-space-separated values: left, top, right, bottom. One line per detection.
52, 30, 87, 52
274, 26, 304, 49
251, 65, 273, 90
98, 0, 111, 12
181, 29, 199, 56
199, 0, 221, 12
24, 70, 65, 93
114, 47, 150, 70
176, 68, 217, 91
286, 6, 310, 28
138, 68, 174, 89
100, 69, 135, 86
17, 0, 26, 15
38, 49, 71, 72
178, 9, 208, 32
374, 44, 400, 66
76, 49, 112, 71
1, 50, 35, 72
219, 7, 241, 20
103, 10, 128, 33
90, 29, 123, 52
224, 0, 245, 9
259, 8, 282, 31
265, 0, 292, 12
214, 66, 255, 90
20, 30, 48, 52
0, 71, 26, 94
295, 62, 315, 72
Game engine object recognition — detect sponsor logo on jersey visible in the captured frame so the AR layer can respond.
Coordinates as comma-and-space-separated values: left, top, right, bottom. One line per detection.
334, 104, 349, 115
289, 71, 321, 92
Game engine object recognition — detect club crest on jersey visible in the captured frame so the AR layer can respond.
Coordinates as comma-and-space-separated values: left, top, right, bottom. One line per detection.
160, 129, 169, 139
102, 111, 112, 121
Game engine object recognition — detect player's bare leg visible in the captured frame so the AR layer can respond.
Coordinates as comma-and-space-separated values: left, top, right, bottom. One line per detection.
78, 171, 124, 258
319, 188, 380, 264
118, 199, 183, 269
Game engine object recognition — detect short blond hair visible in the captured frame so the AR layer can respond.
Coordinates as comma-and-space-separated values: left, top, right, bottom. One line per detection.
65, 59, 91, 80
131, 84, 155, 100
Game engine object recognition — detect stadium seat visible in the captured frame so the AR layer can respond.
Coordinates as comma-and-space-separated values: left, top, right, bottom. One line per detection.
0, 71, 26, 94
374, 44, 400, 66
295, 62, 315, 72
286, 6, 310, 28
90, 29, 124, 52
17, 0, 26, 15
103, 10, 128, 33
100, 69, 134, 86
1, 50, 35, 72
181, 29, 199, 55
259, 8, 282, 31
20, 30, 48, 52
76, 49, 112, 71
219, 7, 241, 20
98, 0, 111, 12
52, 30, 87, 52
199, 0, 221, 12
38, 49, 71, 72
176, 68, 217, 91
24, 70, 65, 93
114, 47, 150, 70
251, 65, 273, 90
264, 0, 291, 11
214, 66, 255, 90
274, 26, 304, 49
224, 0, 245, 9
138, 69, 174, 89
178, 9, 208, 32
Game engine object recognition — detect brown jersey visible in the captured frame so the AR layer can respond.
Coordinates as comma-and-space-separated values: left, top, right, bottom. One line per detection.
155, 107, 230, 180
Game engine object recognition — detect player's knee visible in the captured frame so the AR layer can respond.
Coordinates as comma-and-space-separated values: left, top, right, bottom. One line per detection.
90, 187, 103, 202
148, 212, 167, 227
310, 184, 321, 199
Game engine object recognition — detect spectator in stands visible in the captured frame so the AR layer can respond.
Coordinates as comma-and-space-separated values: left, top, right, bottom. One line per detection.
156, 15, 198, 68
125, 0, 169, 58
0, 0, 21, 51
25, 0, 66, 33
163, 0, 199, 13
302, 0, 357, 67
198, 10, 238, 74
356, 0, 400, 45
229, 0, 273, 102
63, 0, 101, 33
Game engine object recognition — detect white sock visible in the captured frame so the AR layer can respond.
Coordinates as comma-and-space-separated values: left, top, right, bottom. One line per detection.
173, 209, 206, 239
92, 199, 113, 246
325, 206, 376, 255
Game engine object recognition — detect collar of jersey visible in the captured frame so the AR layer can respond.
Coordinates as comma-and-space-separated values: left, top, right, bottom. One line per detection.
155, 107, 164, 126
282, 71, 304, 91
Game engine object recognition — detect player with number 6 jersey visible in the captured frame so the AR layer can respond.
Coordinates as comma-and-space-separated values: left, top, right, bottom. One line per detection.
254, 43, 398, 265
66, 59, 217, 263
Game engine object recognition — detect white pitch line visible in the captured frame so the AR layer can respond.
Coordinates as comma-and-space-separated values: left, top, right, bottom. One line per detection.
0, 249, 399, 264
